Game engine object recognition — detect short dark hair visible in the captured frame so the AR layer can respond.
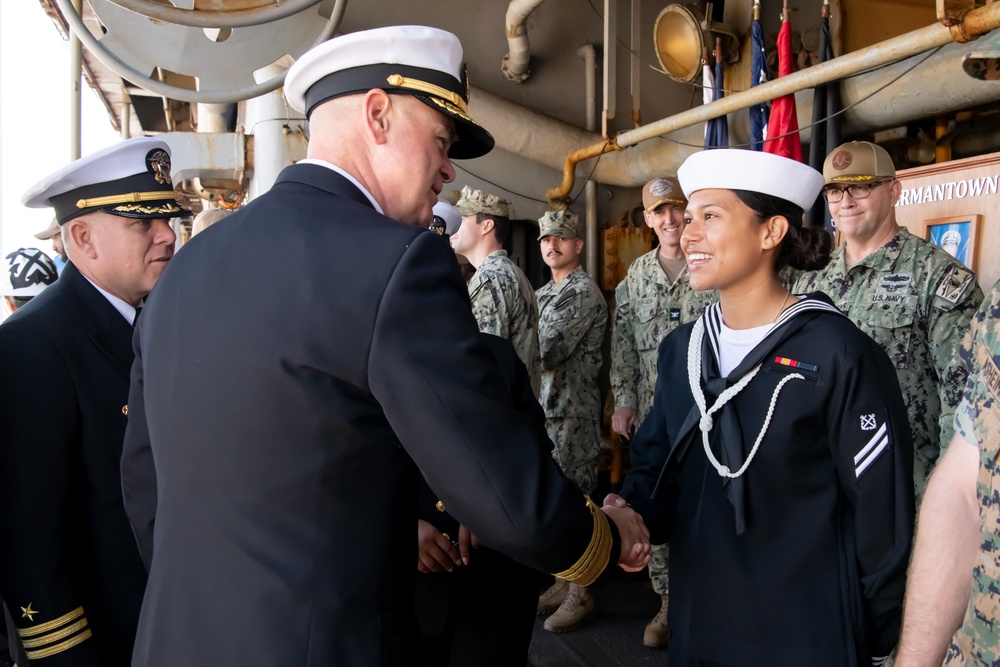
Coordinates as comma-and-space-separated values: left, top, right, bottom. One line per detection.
731, 189, 831, 272
476, 212, 510, 244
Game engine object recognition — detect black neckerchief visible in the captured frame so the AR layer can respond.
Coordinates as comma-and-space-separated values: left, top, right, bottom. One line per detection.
666, 292, 846, 534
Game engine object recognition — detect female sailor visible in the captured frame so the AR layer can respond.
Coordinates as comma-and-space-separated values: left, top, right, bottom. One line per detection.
614, 149, 914, 667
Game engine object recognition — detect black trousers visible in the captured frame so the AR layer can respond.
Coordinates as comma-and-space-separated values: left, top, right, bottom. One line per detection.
415, 547, 544, 667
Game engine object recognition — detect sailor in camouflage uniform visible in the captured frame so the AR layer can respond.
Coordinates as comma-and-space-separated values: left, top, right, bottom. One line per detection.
533, 210, 608, 634
896, 282, 1000, 667
793, 141, 982, 499
451, 186, 541, 395
609, 177, 718, 648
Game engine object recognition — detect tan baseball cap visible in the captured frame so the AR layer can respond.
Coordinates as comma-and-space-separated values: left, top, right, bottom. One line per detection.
537, 210, 580, 240
33, 218, 60, 241
455, 185, 511, 218
642, 177, 686, 211
823, 141, 896, 184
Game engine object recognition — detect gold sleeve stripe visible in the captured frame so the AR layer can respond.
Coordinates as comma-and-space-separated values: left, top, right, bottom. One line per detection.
551, 495, 612, 587
21, 618, 89, 648
76, 191, 179, 209
17, 606, 85, 638
25, 628, 92, 660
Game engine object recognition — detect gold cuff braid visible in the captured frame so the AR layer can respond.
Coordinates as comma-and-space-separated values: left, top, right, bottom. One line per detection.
551, 495, 612, 587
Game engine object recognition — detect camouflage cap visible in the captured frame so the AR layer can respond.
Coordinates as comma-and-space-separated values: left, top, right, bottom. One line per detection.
642, 177, 686, 211
537, 210, 580, 240
823, 141, 896, 184
455, 185, 510, 218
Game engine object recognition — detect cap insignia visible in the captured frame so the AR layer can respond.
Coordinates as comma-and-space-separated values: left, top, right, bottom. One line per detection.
831, 150, 853, 171
650, 179, 674, 197
146, 149, 173, 186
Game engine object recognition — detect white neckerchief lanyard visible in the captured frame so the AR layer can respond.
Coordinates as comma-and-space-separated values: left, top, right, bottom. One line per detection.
687, 315, 804, 479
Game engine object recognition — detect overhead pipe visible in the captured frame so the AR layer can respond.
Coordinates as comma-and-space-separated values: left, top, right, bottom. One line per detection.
502, 0, 548, 83
69, 0, 83, 159
546, 1, 1000, 203
470, 85, 728, 187
104, 0, 321, 29
580, 42, 599, 279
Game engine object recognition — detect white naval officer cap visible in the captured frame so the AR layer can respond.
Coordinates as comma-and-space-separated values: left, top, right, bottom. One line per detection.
284, 25, 494, 160
677, 149, 824, 212
432, 201, 462, 235
22, 137, 191, 226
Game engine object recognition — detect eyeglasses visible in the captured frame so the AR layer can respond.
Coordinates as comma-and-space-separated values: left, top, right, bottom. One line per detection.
822, 180, 893, 203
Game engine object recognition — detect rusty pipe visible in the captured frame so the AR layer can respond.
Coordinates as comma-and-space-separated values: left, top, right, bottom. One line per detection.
547, 1, 1000, 203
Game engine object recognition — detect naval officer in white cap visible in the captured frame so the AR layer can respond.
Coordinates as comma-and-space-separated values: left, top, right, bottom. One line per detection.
121, 25, 649, 666
0, 137, 186, 665
611, 149, 914, 667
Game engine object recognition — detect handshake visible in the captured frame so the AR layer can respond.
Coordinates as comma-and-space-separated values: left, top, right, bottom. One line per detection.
601, 493, 651, 572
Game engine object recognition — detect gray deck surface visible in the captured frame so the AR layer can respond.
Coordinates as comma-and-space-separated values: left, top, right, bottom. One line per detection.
527, 573, 667, 666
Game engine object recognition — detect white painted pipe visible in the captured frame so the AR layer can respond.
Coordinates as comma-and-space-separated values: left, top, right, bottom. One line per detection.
501, 0, 547, 83
69, 0, 83, 159
245, 65, 307, 200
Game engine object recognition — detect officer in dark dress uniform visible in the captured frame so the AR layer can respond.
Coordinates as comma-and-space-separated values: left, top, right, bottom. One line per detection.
120, 26, 650, 667
0, 138, 188, 665
414, 333, 549, 666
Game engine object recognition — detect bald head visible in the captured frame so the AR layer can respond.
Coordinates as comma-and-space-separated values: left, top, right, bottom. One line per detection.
307, 91, 457, 226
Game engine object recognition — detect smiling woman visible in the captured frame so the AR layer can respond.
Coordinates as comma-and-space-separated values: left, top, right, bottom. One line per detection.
615, 148, 916, 667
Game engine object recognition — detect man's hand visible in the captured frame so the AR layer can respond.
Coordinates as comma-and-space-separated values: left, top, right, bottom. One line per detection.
612, 407, 637, 438
417, 519, 462, 574
602, 493, 650, 572
457, 524, 481, 566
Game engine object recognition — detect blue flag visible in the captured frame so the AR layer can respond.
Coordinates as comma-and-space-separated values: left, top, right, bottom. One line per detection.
704, 41, 729, 149
749, 11, 770, 151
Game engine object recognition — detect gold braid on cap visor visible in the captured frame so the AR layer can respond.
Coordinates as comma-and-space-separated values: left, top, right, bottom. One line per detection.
386, 74, 471, 119
551, 495, 613, 586
825, 174, 881, 183
76, 191, 181, 209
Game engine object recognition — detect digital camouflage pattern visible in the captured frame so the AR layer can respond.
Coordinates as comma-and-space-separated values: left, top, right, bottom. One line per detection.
609, 249, 717, 594
455, 185, 511, 218
537, 210, 580, 240
793, 227, 982, 498
536, 266, 607, 419
468, 250, 541, 395
945, 281, 1000, 667
536, 266, 607, 494
543, 417, 601, 495
610, 250, 717, 423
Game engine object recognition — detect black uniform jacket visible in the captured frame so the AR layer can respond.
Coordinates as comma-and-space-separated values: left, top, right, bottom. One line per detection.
121, 164, 616, 666
415, 334, 550, 665
622, 295, 914, 667
0, 263, 147, 666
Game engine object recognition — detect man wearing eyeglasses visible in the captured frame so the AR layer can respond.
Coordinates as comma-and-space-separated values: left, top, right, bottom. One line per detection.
793, 140, 983, 499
